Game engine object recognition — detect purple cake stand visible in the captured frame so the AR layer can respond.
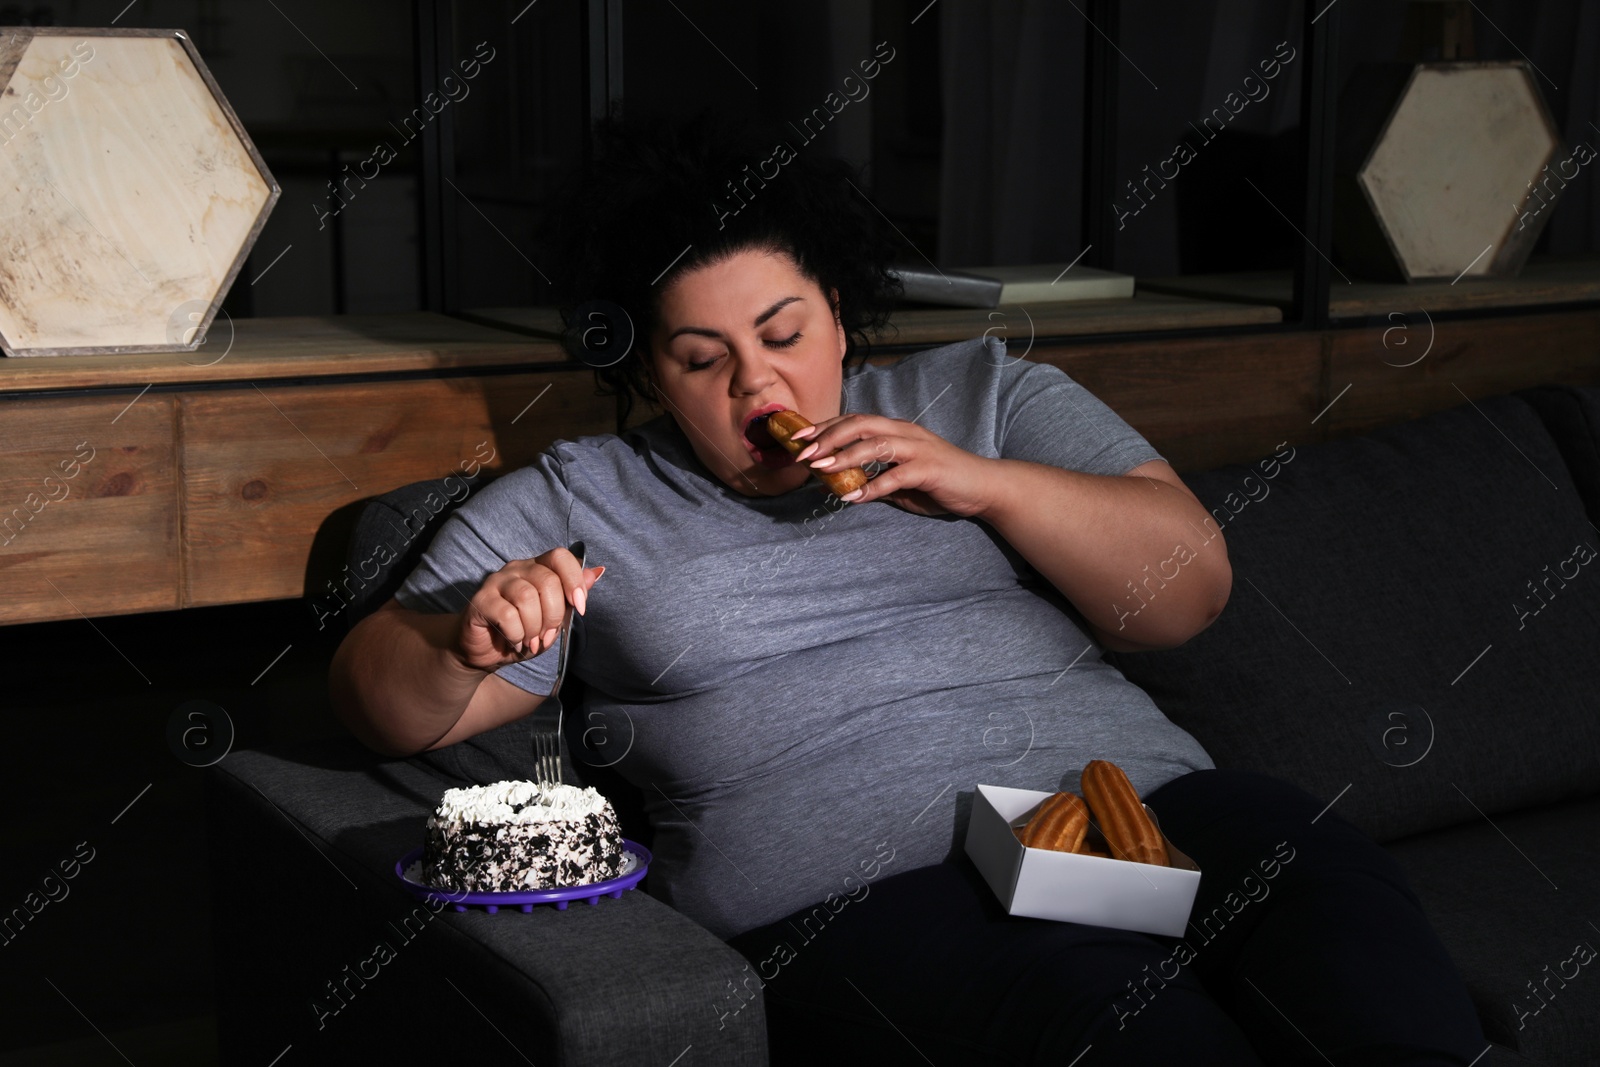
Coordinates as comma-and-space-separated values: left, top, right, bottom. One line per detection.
395, 840, 650, 913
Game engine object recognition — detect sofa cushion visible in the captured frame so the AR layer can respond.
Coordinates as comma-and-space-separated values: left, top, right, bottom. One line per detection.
1106, 390, 1600, 842
336, 475, 493, 632
1519, 384, 1600, 526
207, 740, 765, 1065
330, 475, 526, 788
1387, 795, 1600, 1065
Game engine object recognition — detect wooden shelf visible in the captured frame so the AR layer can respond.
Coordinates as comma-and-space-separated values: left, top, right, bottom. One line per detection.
4, 304, 1597, 628
462, 290, 1285, 351
1141, 254, 1600, 319
0, 313, 560, 395
8, 251, 1592, 399
458, 306, 566, 337
5, 293, 1278, 399
871, 291, 1281, 345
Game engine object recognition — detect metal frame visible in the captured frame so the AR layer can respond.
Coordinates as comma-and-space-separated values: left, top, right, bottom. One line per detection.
1080, 2, 1337, 331
411, 2, 1591, 344
414, 0, 459, 313
415, 0, 1340, 336
586, 0, 624, 157
1295, 2, 1338, 328
1081, 0, 1118, 271
415, 0, 619, 310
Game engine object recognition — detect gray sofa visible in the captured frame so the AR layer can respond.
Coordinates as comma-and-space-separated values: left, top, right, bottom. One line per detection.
207, 381, 1600, 1066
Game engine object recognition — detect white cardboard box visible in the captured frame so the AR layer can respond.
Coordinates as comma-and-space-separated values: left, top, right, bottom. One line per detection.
964, 783, 1201, 937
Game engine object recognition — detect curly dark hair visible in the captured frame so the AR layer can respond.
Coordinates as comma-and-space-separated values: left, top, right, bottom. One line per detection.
543, 107, 905, 436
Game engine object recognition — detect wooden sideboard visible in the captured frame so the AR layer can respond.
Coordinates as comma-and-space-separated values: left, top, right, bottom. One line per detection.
3, 301, 1598, 627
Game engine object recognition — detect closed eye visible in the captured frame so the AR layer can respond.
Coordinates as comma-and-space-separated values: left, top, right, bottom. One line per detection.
686, 332, 804, 371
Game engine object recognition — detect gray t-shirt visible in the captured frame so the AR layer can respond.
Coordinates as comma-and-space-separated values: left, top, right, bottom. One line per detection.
395, 333, 1214, 940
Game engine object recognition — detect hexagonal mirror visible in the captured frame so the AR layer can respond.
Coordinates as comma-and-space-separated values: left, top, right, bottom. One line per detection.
1334, 60, 1562, 283
0, 27, 279, 357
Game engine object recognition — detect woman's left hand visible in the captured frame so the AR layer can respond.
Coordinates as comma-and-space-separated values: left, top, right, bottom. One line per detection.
792, 414, 997, 518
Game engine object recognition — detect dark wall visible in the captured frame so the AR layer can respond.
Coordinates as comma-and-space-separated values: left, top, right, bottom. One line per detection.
17, 1, 1599, 309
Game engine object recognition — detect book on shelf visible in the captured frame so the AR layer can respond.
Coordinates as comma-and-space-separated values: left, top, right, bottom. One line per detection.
891, 262, 1136, 308
981, 262, 1135, 303
890, 265, 1004, 308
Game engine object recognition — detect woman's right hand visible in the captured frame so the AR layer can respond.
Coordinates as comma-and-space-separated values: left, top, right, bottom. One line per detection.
455, 546, 605, 672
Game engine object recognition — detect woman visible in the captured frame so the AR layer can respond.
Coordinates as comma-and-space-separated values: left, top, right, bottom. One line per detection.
329, 112, 1489, 1064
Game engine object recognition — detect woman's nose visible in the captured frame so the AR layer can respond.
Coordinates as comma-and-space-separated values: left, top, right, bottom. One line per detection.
728, 343, 777, 393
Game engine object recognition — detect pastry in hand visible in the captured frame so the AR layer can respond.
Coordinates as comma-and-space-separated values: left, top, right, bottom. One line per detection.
764, 410, 869, 498
1080, 759, 1169, 867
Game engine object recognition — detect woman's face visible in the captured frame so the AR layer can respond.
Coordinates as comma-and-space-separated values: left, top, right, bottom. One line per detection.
648, 246, 848, 497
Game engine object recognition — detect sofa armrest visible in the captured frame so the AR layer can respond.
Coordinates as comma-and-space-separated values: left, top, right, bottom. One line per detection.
205, 741, 767, 1066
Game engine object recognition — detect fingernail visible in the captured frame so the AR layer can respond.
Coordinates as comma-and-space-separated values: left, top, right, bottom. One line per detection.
791, 425, 816, 439
543, 626, 558, 646
810, 456, 835, 468
842, 489, 864, 502
592, 565, 606, 583
575, 586, 587, 616
796, 443, 818, 461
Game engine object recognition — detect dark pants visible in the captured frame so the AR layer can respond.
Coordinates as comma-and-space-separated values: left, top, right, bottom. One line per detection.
726, 769, 1487, 1066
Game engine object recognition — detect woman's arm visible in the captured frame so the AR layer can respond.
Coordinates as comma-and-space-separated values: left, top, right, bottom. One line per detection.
789, 411, 1228, 649
979, 458, 1231, 651
329, 598, 544, 757
329, 549, 598, 757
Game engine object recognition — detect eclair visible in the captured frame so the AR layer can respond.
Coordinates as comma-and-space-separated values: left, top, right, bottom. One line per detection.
1019, 791, 1090, 853
1080, 760, 1169, 867
765, 410, 869, 498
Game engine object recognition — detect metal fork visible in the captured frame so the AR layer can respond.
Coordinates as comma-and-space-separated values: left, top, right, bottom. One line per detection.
530, 540, 585, 786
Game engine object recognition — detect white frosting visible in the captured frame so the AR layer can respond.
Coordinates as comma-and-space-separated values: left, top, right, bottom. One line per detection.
431, 780, 608, 825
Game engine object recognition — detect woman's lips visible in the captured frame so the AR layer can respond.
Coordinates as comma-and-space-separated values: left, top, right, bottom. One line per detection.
743, 427, 794, 470
741, 407, 795, 470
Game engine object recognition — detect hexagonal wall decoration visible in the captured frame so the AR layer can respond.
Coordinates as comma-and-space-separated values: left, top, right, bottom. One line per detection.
1333, 61, 1562, 283
0, 27, 279, 357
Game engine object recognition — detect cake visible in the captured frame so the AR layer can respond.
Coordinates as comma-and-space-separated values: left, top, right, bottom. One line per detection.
422, 780, 625, 892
